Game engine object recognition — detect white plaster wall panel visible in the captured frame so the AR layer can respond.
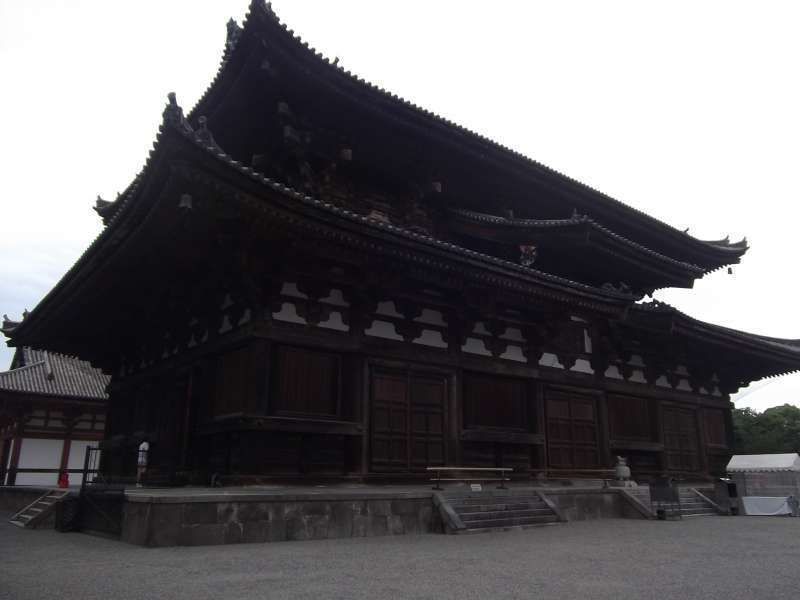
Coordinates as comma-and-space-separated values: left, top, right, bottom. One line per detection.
655, 375, 671, 388
280, 282, 308, 299
74, 415, 93, 431
375, 301, 402, 318
413, 329, 448, 349
500, 345, 526, 363
272, 302, 307, 324
16, 438, 62, 487
461, 337, 491, 356
68, 441, 98, 471
539, 353, 564, 369
571, 359, 594, 375
318, 311, 349, 332
583, 330, 593, 354
218, 314, 233, 334
629, 354, 645, 367
414, 309, 447, 327
605, 365, 623, 380
629, 369, 647, 383
321, 288, 349, 307
472, 322, 491, 336
365, 320, 403, 341
570, 315, 588, 323
500, 327, 525, 342
677, 379, 692, 392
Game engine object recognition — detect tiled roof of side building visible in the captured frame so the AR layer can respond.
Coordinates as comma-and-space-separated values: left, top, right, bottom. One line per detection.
0, 347, 109, 400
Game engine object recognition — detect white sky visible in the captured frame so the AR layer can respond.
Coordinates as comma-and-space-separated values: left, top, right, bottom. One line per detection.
1, 1, 798, 411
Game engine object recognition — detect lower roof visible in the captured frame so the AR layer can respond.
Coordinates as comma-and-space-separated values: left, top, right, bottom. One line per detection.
727, 454, 800, 473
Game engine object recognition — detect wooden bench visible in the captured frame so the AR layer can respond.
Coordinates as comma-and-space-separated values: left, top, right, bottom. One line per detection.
426, 466, 513, 490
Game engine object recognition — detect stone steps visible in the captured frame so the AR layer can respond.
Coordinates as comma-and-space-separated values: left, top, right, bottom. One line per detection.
451, 502, 549, 513
461, 521, 562, 535
459, 507, 554, 521
677, 489, 718, 517
445, 491, 562, 533
9, 489, 69, 528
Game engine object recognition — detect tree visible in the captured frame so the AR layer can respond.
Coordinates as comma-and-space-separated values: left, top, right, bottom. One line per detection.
732, 404, 800, 454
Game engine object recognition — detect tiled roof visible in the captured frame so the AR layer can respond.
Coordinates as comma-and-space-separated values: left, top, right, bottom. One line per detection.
169, 102, 636, 302
8, 95, 635, 349
0, 348, 109, 400
632, 301, 800, 357
188, 1, 747, 263
450, 209, 705, 275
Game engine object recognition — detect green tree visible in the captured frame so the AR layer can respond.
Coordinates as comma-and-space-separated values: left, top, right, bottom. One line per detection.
732, 404, 800, 454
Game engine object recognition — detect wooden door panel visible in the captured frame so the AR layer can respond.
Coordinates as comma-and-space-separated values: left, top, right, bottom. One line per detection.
370, 372, 409, 470
546, 390, 599, 470
371, 369, 447, 472
663, 407, 699, 472
409, 376, 446, 470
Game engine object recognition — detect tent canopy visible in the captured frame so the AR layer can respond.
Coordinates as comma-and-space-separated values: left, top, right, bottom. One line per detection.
727, 453, 800, 473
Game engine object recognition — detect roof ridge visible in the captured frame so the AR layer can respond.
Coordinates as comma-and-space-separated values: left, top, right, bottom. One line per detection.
0, 360, 47, 378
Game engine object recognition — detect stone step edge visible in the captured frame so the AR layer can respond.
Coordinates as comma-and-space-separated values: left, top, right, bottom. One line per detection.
458, 522, 564, 535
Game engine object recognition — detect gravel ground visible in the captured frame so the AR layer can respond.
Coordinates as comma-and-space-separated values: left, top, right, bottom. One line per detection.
1, 514, 798, 600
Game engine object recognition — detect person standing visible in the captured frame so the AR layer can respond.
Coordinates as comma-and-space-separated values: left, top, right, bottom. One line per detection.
136, 440, 149, 487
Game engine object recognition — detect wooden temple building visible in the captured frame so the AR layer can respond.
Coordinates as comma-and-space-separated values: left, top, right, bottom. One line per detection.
0, 317, 108, 487
6, 1, 800, 486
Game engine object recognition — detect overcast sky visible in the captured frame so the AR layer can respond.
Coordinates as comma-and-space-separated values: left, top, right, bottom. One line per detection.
1, 1, 798, 411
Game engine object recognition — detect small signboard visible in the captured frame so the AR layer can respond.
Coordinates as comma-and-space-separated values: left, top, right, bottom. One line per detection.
470, 483, 483, 492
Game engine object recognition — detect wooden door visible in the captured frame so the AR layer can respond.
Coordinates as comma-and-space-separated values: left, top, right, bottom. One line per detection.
370, 371, 409, 471
546, 390, 599, 470
370, 368, 446, 472
663, 406, 699, 472
409, 375, 446, 470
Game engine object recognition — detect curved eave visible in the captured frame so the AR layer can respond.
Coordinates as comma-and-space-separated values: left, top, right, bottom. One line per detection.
449, 208, 707, 279
9, 103, 637, 350
189, 0, 749, 271
629, 302, 800, 378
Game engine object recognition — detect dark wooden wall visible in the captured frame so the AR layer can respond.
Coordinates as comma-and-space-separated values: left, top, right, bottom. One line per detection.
107, 331, 729, 483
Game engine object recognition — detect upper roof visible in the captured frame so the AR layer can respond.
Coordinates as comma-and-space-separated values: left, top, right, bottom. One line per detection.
0, 319, 108, 400
184, 0, 748, 274
727, 454, 800, 473
5, 3, 799, 391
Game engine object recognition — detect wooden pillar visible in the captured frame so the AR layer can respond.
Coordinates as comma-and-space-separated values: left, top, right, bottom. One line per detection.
695, 407, 708, 477
654, 398, 667, 475
596, 392, 612, 467
360, 358, 370, 477
7, 434, 23, 486
0, 438, 10, 485
534, 382, 547, 477
180, 371, 194, 469
449, 370, 461, 468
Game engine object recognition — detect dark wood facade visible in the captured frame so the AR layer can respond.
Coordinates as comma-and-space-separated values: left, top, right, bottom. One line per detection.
7, 1, 800, 484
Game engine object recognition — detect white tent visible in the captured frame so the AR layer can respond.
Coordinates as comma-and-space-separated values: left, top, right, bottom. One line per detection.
727, 453, 800, 473
726, 453, 800, 516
